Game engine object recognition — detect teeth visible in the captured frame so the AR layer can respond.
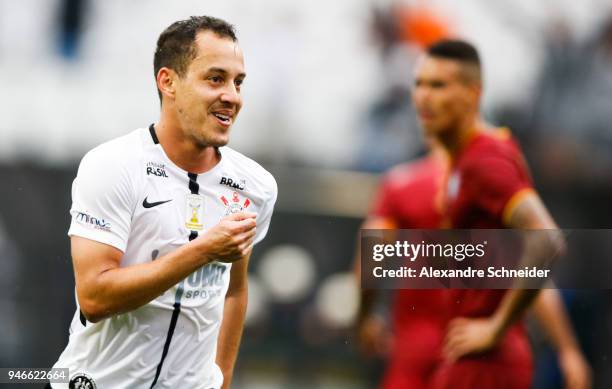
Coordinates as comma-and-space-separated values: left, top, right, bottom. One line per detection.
213, 113, 231, 123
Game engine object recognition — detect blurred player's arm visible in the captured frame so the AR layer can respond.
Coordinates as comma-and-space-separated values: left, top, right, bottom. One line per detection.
216, 249, 251, 389
533, 287, 592, 389
445, 191, 565, 360
73, 212, 256, 323
354, 216, 396, 356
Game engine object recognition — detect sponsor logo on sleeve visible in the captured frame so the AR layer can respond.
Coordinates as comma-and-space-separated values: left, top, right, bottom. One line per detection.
75, 212, 111, 232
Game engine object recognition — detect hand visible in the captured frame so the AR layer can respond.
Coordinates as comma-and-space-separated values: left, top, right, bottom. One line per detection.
558, 348, 592, 389
357, 314, 391, 357
197, 212, 256, 263
443, 317, 503, 362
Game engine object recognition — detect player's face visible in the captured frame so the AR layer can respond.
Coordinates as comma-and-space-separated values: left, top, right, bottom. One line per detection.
412, 56, 476, 137
174, 31, 245, 148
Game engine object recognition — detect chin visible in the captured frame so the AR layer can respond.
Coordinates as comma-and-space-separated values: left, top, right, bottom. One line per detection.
210, 131, 230, 147
211, 139, 229, 148
422, 125, 438, 137
191, 128, 230, 148
195, 137, 228, 148
424, 124, 449, 138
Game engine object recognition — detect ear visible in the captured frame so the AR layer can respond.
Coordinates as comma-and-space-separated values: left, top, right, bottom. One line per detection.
470, 82, 482, 106
156, 67, 177, 101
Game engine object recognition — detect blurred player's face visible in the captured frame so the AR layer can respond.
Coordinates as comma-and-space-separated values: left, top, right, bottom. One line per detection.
412, 56, 479, 137
173, 31, 245, 147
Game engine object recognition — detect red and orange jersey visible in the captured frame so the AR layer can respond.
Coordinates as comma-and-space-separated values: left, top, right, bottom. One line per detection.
445, 128, 534, 229
368, 154, 450, 389
370, 153, 446, 229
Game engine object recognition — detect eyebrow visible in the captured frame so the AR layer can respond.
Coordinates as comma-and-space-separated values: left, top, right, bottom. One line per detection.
207, 67, 246, 78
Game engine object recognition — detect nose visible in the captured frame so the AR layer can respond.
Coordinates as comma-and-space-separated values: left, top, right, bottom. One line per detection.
413, 85, 430, 107
220, 84, 241, 106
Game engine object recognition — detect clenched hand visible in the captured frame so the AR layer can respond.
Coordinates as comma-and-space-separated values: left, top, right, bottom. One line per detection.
197, 212, 257, 263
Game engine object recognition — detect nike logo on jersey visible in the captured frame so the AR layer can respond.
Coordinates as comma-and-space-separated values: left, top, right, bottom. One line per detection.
143, 197, 172, 208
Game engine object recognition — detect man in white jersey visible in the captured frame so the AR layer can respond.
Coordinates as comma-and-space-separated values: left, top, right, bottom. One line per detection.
50, 16, 277, 389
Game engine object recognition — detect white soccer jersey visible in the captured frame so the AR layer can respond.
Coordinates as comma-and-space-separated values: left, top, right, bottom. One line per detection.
52, 126, 277, 389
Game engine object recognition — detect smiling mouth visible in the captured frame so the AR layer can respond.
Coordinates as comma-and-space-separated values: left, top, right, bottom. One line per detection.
212, 112, 232, 126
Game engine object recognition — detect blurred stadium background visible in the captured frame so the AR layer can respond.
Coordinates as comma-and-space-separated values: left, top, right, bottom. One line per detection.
1, 0, 612, 388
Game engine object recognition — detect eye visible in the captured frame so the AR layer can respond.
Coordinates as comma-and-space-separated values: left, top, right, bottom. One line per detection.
209, 75, 223, 84
234, 79, 244, 88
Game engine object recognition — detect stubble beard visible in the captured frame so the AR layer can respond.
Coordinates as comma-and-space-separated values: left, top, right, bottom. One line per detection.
187, 123, 229, 149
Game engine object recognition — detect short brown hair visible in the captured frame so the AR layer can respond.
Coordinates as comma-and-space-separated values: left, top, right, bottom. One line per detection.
153, 16, 237, 101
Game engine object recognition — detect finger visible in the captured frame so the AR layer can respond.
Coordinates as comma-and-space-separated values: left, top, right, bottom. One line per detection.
240, 237, 255, 253
234, 228, 257, 245
238, 236, 255, 252
447, 317, 468, 331
225, 211, 257, 221
444, 331, 469, 357
444, 337, 469, 362
445, 325, 468, 345
443, 333, 458, 356
443, 341, 457, 362
446, 343, 466, 362
445, 323, 465, 339
233, 218, 257, 233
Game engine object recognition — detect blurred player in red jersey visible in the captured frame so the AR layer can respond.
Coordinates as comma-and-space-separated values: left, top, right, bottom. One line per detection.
412, 39, 565, 389
356, 39, 591, 389
356, 147, 591, 389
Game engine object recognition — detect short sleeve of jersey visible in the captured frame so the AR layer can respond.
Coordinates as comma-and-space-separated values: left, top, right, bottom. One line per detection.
369, 175, 396, 219
253, 176, 278, 245
68, 148, 136, 252
462, 152, 532, 221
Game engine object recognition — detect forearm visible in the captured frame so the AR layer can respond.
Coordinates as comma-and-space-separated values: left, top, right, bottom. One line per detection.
491, 289, 540, 337
355, 217, 396, 322
78, 240, 210, 321
216, 288, 247, 389
491, 231, 564, 332
533, 288, 580, 352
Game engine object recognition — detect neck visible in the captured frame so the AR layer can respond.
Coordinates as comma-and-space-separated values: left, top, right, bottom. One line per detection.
155, 115, 220, 174
437, 114, 482, 158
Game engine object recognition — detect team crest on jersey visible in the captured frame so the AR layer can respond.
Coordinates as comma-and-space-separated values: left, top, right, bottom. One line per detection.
69, 373, 97, 389
185, 194, 205, 230
220, 191, 251, 215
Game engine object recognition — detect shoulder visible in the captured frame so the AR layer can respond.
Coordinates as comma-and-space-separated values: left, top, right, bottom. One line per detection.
459, 129, 532, 187
384, 155, 440, 190
220, 146, 277, 199
76, 128, 148, 195
79, 128, 146, 173
465, 128, 523, 162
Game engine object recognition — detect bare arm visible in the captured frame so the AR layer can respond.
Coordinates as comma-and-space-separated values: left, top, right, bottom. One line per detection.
74, 212, 257, 323
533, 288, 592, 389
354, 217, 396, 356
445, 192, 565, 360
216, 249, 251, 389
493, 192, 565, 331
